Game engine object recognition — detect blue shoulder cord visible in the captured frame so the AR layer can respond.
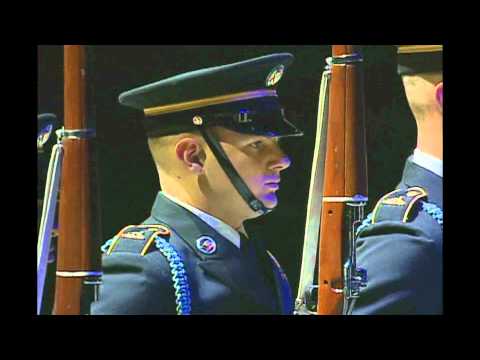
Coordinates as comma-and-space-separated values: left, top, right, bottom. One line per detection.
355, 201, 443, 237
421, 202, 443, 228
153, 236, 192, 315
100, 236, 192, 315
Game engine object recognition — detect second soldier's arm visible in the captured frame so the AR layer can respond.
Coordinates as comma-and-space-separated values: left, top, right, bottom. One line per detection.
352, 218, 442, 315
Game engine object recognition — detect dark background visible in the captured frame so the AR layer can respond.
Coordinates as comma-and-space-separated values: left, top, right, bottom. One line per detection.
37, 45, 416, 313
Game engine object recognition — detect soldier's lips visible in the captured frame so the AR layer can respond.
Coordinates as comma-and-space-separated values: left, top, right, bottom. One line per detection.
264, 183, 280, 190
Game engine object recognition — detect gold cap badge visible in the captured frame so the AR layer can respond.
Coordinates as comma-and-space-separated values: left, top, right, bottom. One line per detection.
266, 65, 284, 87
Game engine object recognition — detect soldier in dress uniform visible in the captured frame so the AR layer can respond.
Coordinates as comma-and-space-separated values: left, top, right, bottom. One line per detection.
352, 45, 443, 314
91, 53, 303, 315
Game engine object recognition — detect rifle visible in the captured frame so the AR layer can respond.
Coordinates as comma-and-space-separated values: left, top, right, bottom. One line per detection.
295, 45, 368, 315
52, 45, 102, 315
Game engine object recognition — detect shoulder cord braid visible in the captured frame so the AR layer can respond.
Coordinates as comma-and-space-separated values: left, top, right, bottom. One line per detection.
421, 201, 443, 229
153, 236, 192, 315
99, 235, 192, 315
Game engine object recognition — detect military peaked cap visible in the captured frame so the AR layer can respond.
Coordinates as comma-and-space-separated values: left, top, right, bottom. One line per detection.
119, 53, 303, 138
397, 45, 443, 76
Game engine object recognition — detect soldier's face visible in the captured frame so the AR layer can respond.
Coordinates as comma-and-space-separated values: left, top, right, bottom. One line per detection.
204, 127, 291, 215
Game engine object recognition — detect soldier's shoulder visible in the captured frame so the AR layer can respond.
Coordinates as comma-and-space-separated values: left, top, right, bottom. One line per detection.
356, 186, 443, 239
96, 222, 192, 315
94, 223, 175, 310
354, 187, 443, 293
100, 222, 183, 260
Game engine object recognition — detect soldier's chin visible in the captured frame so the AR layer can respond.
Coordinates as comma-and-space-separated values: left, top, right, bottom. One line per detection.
260, 193, 278, 209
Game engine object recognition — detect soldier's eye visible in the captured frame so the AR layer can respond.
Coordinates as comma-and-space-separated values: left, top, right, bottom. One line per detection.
249, 140, 264, 149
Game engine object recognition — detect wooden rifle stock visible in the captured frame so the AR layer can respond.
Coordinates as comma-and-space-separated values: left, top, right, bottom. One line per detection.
317, 45, 367, 315
53, 45, 102, 315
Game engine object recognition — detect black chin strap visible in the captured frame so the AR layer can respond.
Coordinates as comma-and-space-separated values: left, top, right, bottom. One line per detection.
197, 126, 273, 216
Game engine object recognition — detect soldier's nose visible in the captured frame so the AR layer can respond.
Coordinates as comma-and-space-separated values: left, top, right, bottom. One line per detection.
271, 155, 291, 172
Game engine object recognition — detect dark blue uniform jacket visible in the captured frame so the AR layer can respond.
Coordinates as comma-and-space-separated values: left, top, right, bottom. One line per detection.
91, 192, 293, 315
352, 157, 443, 315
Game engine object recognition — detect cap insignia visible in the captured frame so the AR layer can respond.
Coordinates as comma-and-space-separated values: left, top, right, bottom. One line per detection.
266, 65, 284, 87
37, 124, 53, 149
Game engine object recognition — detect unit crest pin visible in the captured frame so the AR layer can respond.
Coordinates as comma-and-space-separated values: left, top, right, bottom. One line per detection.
196, 236, 217, 255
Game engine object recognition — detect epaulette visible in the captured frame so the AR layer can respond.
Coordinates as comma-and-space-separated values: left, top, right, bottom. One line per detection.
101, 224, 171, 256
371, 186, 428, 224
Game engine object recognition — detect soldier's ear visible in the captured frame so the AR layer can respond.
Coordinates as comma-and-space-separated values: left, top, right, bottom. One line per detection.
435, 81, 443, 109
175, 138, 205, 174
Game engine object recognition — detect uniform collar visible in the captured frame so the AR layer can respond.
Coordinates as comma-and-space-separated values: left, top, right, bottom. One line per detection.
412, 149, 443, 178
149, 192, 242, 262
401, 156, 443, 209
161, 191, 241, 249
